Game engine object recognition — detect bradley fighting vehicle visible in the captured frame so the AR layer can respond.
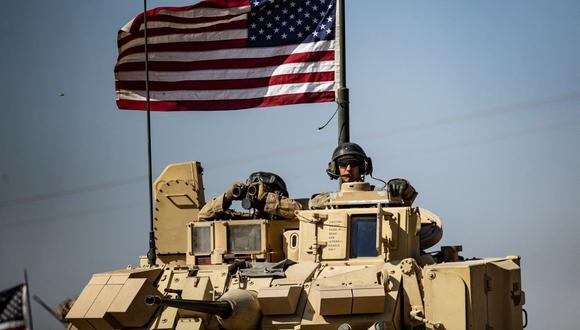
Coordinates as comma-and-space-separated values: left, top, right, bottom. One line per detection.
65, 161, 526, 330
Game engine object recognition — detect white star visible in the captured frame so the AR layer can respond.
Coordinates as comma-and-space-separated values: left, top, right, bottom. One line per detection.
259, 29, 265, 34
296, 19, 303, 25
306, 0, 311, 5
321, 23, 326, 29
313, 31, 318, 37
313, 5, 318, 10
282, 33, 288, 39
266, 34, 272, 40
326, 28, 331, 34
267, 22, 272, 27
253, 1, 259, 6
298, 32, 303, 37
327, 16, 333, 22
305, 12, 310, 18
275, 15, 281, 21
274, 27, 280, 33
275, 4, 280, 8
305, 25, 311, 31
312, 17, 318, 23
267, 10, 272, 15
298, 7, 303, 12
282, 21, 287, 26
282, 8, 288, 14
290, 1, 296, 7
251, 23, 257, 28
290, 14, 295, 19
259, 16, 265, 21
250, 35, 257, 40
320, 11, 325, 17
289, 26, 295, 32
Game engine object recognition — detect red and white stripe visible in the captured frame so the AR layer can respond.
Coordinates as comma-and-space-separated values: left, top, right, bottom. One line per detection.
115, 0, 337, 111
0, 321, 26, 330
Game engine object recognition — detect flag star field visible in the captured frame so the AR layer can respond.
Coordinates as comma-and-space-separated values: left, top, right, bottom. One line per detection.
248, 0, 336, 46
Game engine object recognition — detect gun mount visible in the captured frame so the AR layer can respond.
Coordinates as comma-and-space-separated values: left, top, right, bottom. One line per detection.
145, 295, 233, 319
145, 288, 261, 330
65, 161, 526, 330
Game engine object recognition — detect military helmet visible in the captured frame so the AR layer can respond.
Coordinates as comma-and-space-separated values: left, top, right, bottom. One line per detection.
326, 142, 373, 179
246, 171, 289, 197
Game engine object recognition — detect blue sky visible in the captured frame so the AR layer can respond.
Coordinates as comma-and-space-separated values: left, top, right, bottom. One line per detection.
1, 1, 579, 328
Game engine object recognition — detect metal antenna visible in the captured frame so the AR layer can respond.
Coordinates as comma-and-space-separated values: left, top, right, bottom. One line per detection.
32, 295, 66, 326
143, 0, 156, 267
24, 270, 34, 330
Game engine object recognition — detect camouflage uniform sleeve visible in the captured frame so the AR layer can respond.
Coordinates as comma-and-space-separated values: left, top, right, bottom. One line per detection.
263, 193, 303, 219
198, 194, 227, 221
308, 192, 332, 210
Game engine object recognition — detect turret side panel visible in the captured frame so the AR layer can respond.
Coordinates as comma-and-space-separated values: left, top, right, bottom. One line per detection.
154, 161, 205, 256
423, 258, 524, 330
423, 271, 467, 330
486, 259, 524, 329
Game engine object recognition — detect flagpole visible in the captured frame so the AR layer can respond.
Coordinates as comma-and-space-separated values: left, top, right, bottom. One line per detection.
24, 270, 34, 330
143, 0, 157, 267
337, 0, 349, 144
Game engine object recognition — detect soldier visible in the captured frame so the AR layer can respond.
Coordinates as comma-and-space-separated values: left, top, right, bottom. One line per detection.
325, 142, 372, 183
198, 171, 302, 220
310, 142, 416, 209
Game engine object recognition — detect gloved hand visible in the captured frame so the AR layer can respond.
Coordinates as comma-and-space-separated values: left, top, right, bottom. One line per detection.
225, 181, 246, 202
255, 181, 269, 202
388, 178, 408, 197
387, 178, 416, 204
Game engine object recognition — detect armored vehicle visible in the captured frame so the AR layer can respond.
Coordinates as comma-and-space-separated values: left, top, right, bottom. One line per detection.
65, 161, 526, 330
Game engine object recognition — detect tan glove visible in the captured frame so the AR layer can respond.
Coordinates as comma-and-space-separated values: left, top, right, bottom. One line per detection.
255, 181, 269, 202
225, 181, 246, 203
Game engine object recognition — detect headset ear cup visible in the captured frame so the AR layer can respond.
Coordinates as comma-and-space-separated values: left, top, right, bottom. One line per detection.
365, 157, 373, 176
326, 161, 339, 179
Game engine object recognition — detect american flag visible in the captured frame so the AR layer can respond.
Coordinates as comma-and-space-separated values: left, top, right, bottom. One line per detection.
115, 0, 338, 111
0, 284, 27, 330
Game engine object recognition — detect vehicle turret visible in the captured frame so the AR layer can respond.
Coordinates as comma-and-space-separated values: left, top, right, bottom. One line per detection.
64, 161, 525, 330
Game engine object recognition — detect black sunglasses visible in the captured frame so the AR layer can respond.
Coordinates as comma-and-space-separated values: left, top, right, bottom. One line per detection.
337, 158, 361, 168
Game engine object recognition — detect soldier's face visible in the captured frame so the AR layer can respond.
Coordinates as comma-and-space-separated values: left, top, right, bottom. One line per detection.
338, 158, 362, 182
